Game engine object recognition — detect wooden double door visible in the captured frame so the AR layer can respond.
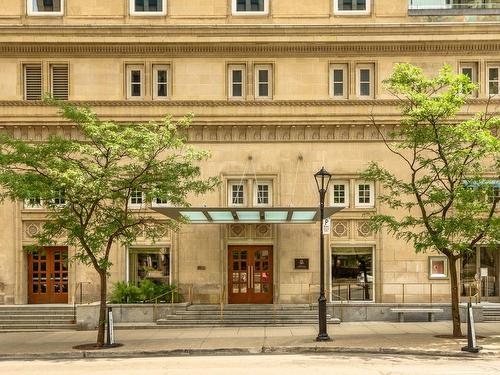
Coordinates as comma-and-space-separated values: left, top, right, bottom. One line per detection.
228, 245, 273, 304
28, 247, 69, 304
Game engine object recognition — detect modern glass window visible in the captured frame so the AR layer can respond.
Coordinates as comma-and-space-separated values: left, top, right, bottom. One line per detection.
153, 65, 170, 100
130, 0, 166, 15
357, 64, 374, 98
255, 64, 272, 99
254, 182, 272, 206
228, 65, 246, 99
330, 64, 348, 99
488, 66, 500, 96
129, 248, 170, 285
232, 0, 269, 15
331, 247, 373, 301
229, 182, 245, 206
331, 181, 349, 207
130, 189, 145, 207
126, 65, 144, 99
28, 0, 64, 16
334, 0, 370, 14
460, 62, 478, 97
355, 181, 374, 208
24, 197, 43, 209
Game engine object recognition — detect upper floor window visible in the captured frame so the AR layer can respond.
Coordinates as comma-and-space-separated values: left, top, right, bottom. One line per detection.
130, 0, 166, 16
357, 64, 374, 99
330, 63, 348, 99
130, 190, 145, 208
50, 64, 69, 101
49, 190, 66, 207
334, 0, 370, 15
488, 65, 500, 96
23, 64, 42, 101
152, 197, 170, 207
126, 65, 144, 100
459, 62, 478, 97
232, 0, 269, 15
28, 0, 64, 16
153, 64, 170, 100
355, 182, 374, 208
255, 64, 273, 99
228, 64, 246, 99
24, 197, 43, 209
331, 181, 349, 207
254, 182, 272, 206
229, 182, 246, 206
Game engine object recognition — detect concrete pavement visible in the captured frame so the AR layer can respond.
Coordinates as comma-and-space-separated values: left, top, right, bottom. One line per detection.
0, 322, 499, 360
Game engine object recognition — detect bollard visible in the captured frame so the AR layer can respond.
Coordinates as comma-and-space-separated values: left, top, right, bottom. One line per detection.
106, 306, 115, 346
461, 302, 482, 353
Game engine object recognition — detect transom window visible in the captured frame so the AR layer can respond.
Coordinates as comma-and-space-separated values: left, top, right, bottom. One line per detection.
488, 66, 500, 96
331, 181, 349, 207
355, 182, 374, 208
228, 65, 246, 99
255, 64, 273, 99
28, 0, 64, 15
130, 0, 166, 15
230, 183, 245, 206
334, 0, 370, 14
232, 0, 269, 14
255, 182, 272, 206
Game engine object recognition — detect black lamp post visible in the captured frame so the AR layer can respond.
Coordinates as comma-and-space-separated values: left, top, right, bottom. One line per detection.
314, 166, 332, 342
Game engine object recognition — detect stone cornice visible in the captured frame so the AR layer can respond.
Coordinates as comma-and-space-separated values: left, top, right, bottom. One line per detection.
1, 40, 500, 56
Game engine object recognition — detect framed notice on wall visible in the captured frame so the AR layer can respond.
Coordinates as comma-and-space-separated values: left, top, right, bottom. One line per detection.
294, 258, 309, 270
428, 256, 448, 279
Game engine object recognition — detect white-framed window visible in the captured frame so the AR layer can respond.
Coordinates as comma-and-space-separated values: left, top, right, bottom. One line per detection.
355, 181, 374, 208
229, 182, 246, 206
126, 65, 144, 100
255, 64, 273, 99
49, 190, 66, 207
24, 197, 43, 209
27, 0, 64, 16
333, 0, 370, 15
129, 189, 145, 208
357, 64, 374, 99
331, 181, 349, 207
23, 64, 42, 101
130, 0, 166, 16
488, 65, 500, 96
254, 181, 272, 206
228, 64, 246, 99
50, 64, 69, 100
152, 197, 170, 207
232, 0, 269, 15
153, 64, 170, 100
330, 63, 348, 99
460, 62, 478, 97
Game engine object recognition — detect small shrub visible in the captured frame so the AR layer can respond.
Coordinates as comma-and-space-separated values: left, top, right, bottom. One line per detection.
109, 281, 141, 304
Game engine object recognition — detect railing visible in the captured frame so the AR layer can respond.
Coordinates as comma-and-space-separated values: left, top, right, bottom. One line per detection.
409, 0, 500, 10
146, 287, 180, 321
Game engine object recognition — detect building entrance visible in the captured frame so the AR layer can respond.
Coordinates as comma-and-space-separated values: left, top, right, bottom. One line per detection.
28, 247, 68, 304
461, 246, 500, 301
228, 245, 273, 304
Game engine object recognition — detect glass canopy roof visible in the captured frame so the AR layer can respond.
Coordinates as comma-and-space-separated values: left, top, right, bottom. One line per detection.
152, 207, 342, 224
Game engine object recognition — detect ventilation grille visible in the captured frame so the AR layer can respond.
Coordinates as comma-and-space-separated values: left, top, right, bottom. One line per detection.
51, 65, 69, 100
24, 65, 42, 101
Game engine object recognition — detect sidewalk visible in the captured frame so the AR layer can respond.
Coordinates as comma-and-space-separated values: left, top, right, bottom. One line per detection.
1, 322, 499, 360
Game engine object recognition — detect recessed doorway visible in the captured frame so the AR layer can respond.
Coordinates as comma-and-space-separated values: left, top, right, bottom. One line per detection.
28, 247, 68, 304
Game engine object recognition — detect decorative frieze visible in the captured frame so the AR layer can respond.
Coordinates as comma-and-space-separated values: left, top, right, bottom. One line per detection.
331, 220, 349, 238
23, 221, 42, 239
228, 224, 272, 239
357, 221, 374, 238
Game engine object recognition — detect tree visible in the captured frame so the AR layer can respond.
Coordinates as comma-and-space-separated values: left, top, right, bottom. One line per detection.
362, 64, 500, 337
0, 100, 218, 346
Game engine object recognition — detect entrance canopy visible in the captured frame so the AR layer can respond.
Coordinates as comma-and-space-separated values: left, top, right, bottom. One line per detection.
152, 207, 342, 224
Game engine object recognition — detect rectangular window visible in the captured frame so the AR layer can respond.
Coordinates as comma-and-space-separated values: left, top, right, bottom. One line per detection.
334, 0, 370, 14
460, 62, 478, 97
254, 182, 272, 206
357, 64, 374, 98
229, 182, 245, 206
255, 64, 272, 99
331, 181, 349, 207
330, 64, 348, 99
28, 0, 63, 16
355, 182, 374, 207
488, 184, 500, 204
130, 189, 145, 207
24, 64, 42, 101
130, 0, 166, 15
228, 65, 246, 99
488, 66, 500, 96
153, 65, 170, 100
24, 197, 43, 209
152, 197, 170, 207
51, 190, 66, 206
129, 248, 170, 285
232, 0, 269, 14
126, 65, 144, 100
50, 64, 69, 100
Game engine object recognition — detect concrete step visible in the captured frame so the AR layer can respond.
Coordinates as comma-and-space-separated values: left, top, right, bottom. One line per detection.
187, 304, 313, 311
0, 323, 76, 330
157, 319, 341, 326
165, 314, 320, 320
0, 315, 74, 321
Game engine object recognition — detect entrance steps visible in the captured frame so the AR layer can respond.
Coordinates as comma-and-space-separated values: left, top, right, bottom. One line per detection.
0, 305, 76, 332
156, 304, 341, 328
483, 305, 500, 322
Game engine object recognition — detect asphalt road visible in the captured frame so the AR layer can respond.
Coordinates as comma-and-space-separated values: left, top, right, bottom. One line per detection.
1, 354, 500, 375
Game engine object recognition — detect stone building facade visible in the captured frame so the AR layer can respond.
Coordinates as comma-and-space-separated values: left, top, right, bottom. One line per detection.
0, 0, 499, 306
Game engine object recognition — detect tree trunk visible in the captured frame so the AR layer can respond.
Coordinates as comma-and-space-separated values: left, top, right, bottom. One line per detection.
448, 255, 462, 337
96, 271, 107, 347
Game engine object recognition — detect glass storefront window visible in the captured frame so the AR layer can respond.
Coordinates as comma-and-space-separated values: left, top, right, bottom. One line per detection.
331, 247, 373, 301
129, 248, 170, 285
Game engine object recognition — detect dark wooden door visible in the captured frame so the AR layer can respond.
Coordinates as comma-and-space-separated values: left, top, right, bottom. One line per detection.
28, 247, 69, 304
228, 245, 273, 304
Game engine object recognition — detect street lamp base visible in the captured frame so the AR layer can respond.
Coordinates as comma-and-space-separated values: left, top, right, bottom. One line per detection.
316, 333, 332, 342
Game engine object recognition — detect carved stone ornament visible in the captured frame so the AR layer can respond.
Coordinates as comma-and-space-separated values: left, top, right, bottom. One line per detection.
255, 224, 271, 238
357, 221, 373, 237
332, 221, 349, 238
229, 224, 246, 238
24, 222, 41, 239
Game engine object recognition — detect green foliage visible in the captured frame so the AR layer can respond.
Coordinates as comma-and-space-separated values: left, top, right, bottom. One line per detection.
109, 281, 179, 304
109, 281, 141, 304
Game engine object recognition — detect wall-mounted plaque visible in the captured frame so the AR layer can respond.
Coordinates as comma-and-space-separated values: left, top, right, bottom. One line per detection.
295, 258, 309, 270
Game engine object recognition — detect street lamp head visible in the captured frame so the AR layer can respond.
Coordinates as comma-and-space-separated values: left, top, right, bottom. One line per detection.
314, 166, 332, 193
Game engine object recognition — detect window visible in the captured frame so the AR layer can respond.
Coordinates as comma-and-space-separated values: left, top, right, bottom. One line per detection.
254, 182, 272, 206
126, 65, 144, 99
232, 0, 269, 15
23, 64, 42, 101
24, 197, 43, 209
330, 64, 348, 99
50, 64, 69, 100
331, 181, 349, 207
331, 247, 373, 301
460, 62, 478, 97
152, 197, 170, 207
130, 189, 145, 208
129, 248, 170, 285
355, 181, 374, 208
488, 65, 500, 96
130, 0, 166, 15
255, 64, 272, 99
357, 64, 374, 98
229, 182, 245, 206
50, 191, 66, 207
228, 64, 246, 99
334, 0, 370, 14
27, 0, 64, 16
488, 184, 500, 204
153, 65, 170, 100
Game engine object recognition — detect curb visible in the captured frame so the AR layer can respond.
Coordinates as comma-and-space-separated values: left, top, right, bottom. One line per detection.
0, 345, 495, 361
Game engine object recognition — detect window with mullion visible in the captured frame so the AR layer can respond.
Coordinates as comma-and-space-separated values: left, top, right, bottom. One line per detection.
230, 183, 245, 206
357, 64, 375, 99
488, 66, 500, 95
355, 182, 374, 208
126, 65, 144, 100
131, 0, 165, 13
255, 64, 272, 99
130, 189, 145, 206
229, 65, 246, 99
235, 0, 266, 12
334, 0, 370, 14
331, 182, 349, 207
153, 65, 169, 100
330, 64, 348, 99
255, 182, 272, 206
30, 0, 63, 14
